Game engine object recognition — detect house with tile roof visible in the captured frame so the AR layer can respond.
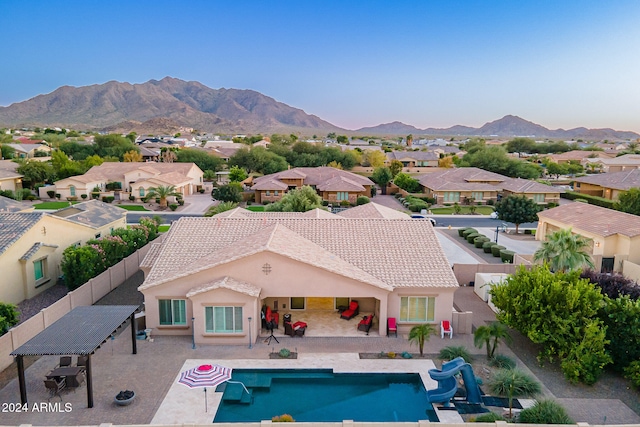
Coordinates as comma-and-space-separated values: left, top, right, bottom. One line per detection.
545, 150, 614, 164
0, 200, 126, 304
251, 167, 374, 205
138, 203, 457, 344
573, 169, 640, 200
582, 154, 640, 174
5, 143, 51, 159
418, 167, 562, 205
0, 169, 23, 193
386, 151, 439, 168
0, 196, 32, 213
51, 162, 204, 201
536, 203, 640, 274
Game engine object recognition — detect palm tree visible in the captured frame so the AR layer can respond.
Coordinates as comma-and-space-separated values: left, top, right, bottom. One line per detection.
474, 322, 512, 359
146, 185, 180, 209
408, 323, 436, 357
488, 368, 541, 418
533, 228, 595, 272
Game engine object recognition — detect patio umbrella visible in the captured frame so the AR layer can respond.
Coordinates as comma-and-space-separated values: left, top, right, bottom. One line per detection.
178, 364, 232, 412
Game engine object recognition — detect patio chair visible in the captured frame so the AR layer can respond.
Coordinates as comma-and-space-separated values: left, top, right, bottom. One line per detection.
340, 300, 359, 320
387, 317, 397, 337
44, 378, 65, 401
76, 355, 88, 368
357, 314, 374, 335
441, 320, 453, 339
57, 356, 72, 368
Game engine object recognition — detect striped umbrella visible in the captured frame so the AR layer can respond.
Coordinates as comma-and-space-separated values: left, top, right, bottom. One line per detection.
178, 364, 232, 412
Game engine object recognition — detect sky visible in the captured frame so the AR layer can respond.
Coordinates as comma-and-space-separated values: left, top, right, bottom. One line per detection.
1, 0, 639, 133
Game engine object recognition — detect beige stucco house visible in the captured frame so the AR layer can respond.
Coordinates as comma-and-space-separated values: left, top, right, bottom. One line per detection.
536, 203, 640, 274
0, 200, 126, 304
386, 151, 439, 168
138, 203, 458, 345
582, 154, 640, 173
573, 169, 640, 200
51, 162, 204, 201
251, 167, 374, 205
5, 143, 51, 159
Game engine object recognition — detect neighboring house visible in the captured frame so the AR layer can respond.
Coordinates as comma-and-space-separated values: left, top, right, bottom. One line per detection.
5, 143, 51, 159
0, 200, 126, 304
573, 169, 640, 200
251, 167, 374, 205
418, 167, 562, 205
536, 203, 640, 274
138, 203, 458, 345
139, 146, 161, 162
0, 169, 23, 192
386, 151, 439, 168
0, 195, 32, 213
51, 162, 204, 200
208, 147, 240, 162
545, 150, 614, 164
582, 154, 640, 173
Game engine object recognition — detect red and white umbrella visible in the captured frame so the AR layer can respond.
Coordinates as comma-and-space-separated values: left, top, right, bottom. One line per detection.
178, 364, 232, 412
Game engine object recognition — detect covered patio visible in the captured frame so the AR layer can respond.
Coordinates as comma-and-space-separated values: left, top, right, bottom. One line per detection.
10, 305, 140, 408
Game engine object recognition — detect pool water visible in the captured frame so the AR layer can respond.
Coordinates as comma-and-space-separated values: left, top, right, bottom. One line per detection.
213, 369, 438, 423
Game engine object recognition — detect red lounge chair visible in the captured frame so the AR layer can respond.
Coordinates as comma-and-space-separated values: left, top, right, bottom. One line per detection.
387, 317, 397, 337
340, 300, 359, 320
441, 320, 453, 339
357, 314, 374, 335
265, 306, 279, 329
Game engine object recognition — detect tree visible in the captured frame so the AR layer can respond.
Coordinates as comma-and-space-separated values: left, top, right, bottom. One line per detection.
408, 323, 435, 356
371, 167, 393, 195
393, 172, 421, 193
161, 149, 177, 163
266, 186, 323, 212
146, 185, 180, 208
361, 149, 386, 168
212, 182, 243, 203
545, 161, 568, 179
488, 368, 541, 418
229, 147, 287, 174
616, 187, 640, 216
94, 134, 139, 160
0, 143, 15, 159
16, 160, 53, 188
494, 195, 540, 233
51, 150, 85, 179
336, 135, 348, 144
205, 201, 239, 217
474, 321, 512, 359
406, 134, 413, 147
505, 137, 536, 156
438, 156, 454, 168
389, 159, 403, 177
228, 165, 248, 182
176, 148, 223, 172
123, 150, 143, 162
0, 302, 20, 335
533, 228, 594, 272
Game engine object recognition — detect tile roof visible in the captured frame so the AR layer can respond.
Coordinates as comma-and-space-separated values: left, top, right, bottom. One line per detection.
316, 175, 366, 192
139, 242, 163, 269
251, 178, 289, 191
336, 203, 409, 219
83, 162, 198, 179
145, 171, 193, 186
6, 143, 50, 153
0, 196, 29, 213
252, 167, 373, 189
140, 215, 458, 291
549, 150, 613, 161
573, 169, 640, 191
186, 276, 261, 298
387, 151, 439, 161
501, 178, 564, 194
213, 207, 337, 219
50, 200, 126, 228
538, 203, 640, 238
0, 160, 19, 172
583, 154, 640, 166
0, 212, 44, 256
0, 169, 22, 179
20, 242, 58, 260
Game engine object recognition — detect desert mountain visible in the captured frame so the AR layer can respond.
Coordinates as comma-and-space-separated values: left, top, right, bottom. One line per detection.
0, 77, 341, 134
358, 115, 639, 140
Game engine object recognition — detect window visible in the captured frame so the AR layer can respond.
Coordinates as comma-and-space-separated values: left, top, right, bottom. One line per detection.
337, 192, 349, 201
335, 297, 350, 310
531, 193, 544, 203
443, 192, 460, 203
266, 191, 271, 196
139, 187, 145, 197
34, 258, 46, 282
69, 186, 76, 196
158, 299, 187, 326
471, 192, 483, 201
290, 297, 305, 310
205, 306, 243, 333
400, 296, 435, 322
274, 190, 279, 196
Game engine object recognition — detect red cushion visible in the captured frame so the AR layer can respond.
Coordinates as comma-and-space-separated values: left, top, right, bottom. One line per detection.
442, 320, 451, 330
293, 321, 307, 329
349, 301, 358, 310
388, 317, 397, 329
266, 306, 272, 322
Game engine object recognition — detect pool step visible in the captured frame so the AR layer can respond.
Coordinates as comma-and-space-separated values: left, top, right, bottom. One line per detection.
232, 373, 272, 388
222, 382, 252, 404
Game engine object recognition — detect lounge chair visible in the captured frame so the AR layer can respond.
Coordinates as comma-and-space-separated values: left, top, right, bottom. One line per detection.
340, 300, 359, 320
285, 320, 306, 337
387, 317, 397, 337
357, 314, 374, 335
441, 320, 453, 339
265, 306, 279, 329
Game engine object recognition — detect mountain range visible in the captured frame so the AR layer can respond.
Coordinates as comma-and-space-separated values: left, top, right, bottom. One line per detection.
0, 77, 637, 140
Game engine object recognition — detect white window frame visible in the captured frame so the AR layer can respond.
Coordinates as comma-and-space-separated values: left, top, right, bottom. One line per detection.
399, 296, 435, 322
205, 306, 243, 333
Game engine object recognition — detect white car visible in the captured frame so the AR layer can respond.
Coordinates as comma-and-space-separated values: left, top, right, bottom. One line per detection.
411, 214, 437, 226
489, 212, 498, 219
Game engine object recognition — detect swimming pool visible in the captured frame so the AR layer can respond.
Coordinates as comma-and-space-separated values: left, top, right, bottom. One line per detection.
213, 369, 438, 423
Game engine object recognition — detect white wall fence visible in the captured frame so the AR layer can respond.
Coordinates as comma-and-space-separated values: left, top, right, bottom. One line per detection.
0, 243, 151, 372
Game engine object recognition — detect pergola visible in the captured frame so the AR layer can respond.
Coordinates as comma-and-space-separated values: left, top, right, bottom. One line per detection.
10, 305, 140, 408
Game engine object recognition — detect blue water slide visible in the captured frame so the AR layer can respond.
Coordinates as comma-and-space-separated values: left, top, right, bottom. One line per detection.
426, 356, 482, 405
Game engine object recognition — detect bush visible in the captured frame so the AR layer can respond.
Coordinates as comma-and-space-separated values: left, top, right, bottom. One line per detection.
458, 227, 469, 237
0, 302, 20, 335
487, 199, 494, 206
356, 196, 370, 205
46, 190, 55, 198
466, 233, 480, 243
474, 236, 490, 248
624, 360, 640, 388
55, 193, 61, 199
561, 190, 616, 209
340, 200, 350, 207
178, 199, 185, 206
472, 413, 506, 422
272, 414, 295, 422
491, 245, 506, 257
489, 354, 516, 369
483, 241, 495, 253
91, 192, 100, 199
198, 188, 205, 194
279, 348, 291, 358
81, 194, 88, 200
322, 200, 329, 206
169, 203, 178, 211
500, 249, 515, 263
518, 400, 574, 424
439, 346, 473, 363
462, 228, 477, 238
102, 196, 115, 203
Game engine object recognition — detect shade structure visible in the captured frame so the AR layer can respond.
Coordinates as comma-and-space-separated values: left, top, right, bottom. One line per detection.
178, 364, 232, 412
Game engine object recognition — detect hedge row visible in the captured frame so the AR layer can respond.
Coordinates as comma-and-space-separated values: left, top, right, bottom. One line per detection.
561, 191, 616, 209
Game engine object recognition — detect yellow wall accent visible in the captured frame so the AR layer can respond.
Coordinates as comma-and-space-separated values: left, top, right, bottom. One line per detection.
306, 297, 334, 310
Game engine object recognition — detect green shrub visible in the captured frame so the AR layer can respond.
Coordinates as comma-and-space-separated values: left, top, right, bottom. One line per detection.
487, 199, 494, 206
472, 413, 506, 422
322, 200, 329, 206
462, 228, 477, 238
439, 346, 473, 363
0, 302, 20, 335
458, 227, 469, 237
500, 249, 515, 263
491, 245, 506, 257
518, 400, 574, 424
466, 233, 480, 243
356, 196, 370, 205
46, 190, 55, 198
129, 195, 135, 201
279, 348, 291, 358
489, 354, 516, 369
102, 196, 115, 203
474, 236, 490, 248
81, 194, 88, 200
624, 360, 640, 388
483, 241, 495, 253
169, 203, 178, 211
561, 190, 616, 209
55, 193, 61, 199
178, 199, 185, 206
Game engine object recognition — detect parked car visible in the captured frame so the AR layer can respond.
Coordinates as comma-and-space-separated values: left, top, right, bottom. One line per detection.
411, 214, 437, 226
489, 212, 498, 219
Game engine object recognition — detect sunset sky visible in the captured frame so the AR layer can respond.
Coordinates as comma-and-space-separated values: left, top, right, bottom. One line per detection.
1, 0, 639, 132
